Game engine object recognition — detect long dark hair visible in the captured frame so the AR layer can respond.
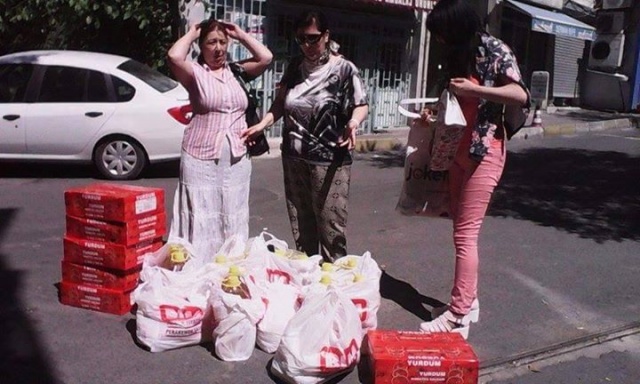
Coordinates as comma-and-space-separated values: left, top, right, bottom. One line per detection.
426, 0, 482, 79
196, 19, 228, 65
293, 10, 329, 34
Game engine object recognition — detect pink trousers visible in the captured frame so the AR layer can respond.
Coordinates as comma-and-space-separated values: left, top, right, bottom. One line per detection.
448, 140, 506, 315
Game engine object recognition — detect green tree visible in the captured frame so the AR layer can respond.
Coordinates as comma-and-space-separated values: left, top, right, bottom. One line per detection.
1, 0, 184, 74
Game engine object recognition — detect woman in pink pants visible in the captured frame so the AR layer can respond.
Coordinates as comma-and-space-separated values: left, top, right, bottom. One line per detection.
419, 0, 530, 339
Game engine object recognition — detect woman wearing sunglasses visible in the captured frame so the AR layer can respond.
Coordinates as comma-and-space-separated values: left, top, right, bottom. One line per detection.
242, 10, 368, 262
167, 19, 273, 259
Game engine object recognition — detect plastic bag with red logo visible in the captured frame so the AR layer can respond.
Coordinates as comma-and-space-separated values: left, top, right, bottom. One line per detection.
271, 288, 364, 384
209, 275, 266, 361
132, 265, 217, 352
331, 252, 382, 331
255, 281, 301, 353
247, 231, 323, 287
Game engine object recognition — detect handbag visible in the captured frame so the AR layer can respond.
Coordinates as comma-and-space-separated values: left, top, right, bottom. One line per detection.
429, 89, 467, 171
396, 118, 451, 218
229, 63, 269, 157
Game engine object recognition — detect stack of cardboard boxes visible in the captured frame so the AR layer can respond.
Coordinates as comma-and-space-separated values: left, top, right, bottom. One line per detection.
59, 183, 166, 315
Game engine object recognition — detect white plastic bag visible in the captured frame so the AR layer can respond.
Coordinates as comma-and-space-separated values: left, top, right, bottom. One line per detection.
430, 89, 467, 171
331, 252, 382, 331
132, 266, 215, 352
248, 231, 323, 287
255, 282, 300, 353
210, 276, 265, 361
210, 234, 269, 278
271, 288, 363, 384
141, 238, 202, 272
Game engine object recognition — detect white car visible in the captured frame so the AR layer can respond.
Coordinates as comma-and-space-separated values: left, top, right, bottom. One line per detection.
0, 50, 190, 180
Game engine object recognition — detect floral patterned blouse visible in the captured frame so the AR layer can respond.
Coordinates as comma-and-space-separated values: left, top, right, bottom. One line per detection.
469, 33, 530, 161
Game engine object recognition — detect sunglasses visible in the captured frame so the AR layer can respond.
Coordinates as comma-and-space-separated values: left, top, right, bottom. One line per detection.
295, 33, 324, 46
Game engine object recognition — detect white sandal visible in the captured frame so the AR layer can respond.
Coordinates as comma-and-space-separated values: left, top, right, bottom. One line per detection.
430, 298, 480, 323
420, 299, 480, 340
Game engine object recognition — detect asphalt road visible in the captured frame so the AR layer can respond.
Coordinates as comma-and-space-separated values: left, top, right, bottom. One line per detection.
0, 127, 638, 384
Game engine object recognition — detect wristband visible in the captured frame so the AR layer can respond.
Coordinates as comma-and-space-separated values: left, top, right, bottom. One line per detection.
347, 119, 360, 126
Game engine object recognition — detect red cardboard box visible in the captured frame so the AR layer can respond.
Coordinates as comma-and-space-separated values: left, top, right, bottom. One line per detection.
63, 235, 162, 271
59, 281, 133, 315
61, 261, 140, 291
65, 213, 167, 246
363, 330, 478, 384
64, 183, 164, 222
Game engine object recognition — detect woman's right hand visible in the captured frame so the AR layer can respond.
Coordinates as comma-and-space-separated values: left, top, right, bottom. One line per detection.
241, 122, 266, 146
420, 106, 436, 123
188, 23, 202, 40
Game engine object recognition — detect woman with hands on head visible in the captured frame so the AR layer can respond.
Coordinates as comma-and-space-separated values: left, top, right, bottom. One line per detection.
166, 19, 273, 258
242, 10, 368, 262
418, 0, 529, 339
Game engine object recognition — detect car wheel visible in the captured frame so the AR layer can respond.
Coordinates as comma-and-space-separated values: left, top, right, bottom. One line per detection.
93, 136, 148, 180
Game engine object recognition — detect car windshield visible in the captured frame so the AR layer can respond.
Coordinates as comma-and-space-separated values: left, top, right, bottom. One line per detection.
117, 60, 178, 93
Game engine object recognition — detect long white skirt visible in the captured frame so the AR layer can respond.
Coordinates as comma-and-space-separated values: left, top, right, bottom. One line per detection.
168, 138, 251, 259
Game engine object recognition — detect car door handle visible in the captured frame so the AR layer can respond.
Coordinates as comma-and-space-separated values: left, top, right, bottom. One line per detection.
3, 114, 20, 121
85, 112, 103, 118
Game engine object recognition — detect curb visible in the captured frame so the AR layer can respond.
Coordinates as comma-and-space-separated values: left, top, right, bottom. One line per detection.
355, 116, 639, 153
519, 117, 639, 139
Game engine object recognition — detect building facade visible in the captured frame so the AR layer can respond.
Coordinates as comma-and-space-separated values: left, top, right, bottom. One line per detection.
580, 0, 640, 112
180, 0, 436, 136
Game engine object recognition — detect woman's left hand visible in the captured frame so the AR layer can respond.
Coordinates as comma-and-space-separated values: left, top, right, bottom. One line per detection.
339, 120, 358, 150
449, 78, 478, 98
219, 21, 246, 40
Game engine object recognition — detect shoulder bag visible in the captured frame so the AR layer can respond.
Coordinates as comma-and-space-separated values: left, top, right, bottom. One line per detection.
229, 63, 269, 157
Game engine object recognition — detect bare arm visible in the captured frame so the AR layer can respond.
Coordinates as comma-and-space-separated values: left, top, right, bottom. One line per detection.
340, 104, 369, 150
167, 24, 201, 92
220, 21, 273, 79
449, 77, 528, 106
240, 85, 286, 142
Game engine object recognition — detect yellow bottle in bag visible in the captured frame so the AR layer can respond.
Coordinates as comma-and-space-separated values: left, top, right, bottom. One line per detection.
340, 258, 357, 270
320, 274, 332, 286
221, 266, 250, 299
353, 273, 364, 283
168, 244, 189, 272
214, 255, 227, 264
321, 262, 334, 272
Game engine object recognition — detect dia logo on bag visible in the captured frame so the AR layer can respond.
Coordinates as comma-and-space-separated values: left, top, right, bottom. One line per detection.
320, 339, 360, 372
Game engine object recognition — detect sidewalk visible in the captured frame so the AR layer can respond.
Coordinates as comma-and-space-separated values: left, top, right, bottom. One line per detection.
351, 107, 640, 153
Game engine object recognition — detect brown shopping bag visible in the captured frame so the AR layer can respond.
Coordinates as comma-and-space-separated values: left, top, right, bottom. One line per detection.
396, 118, 451, 218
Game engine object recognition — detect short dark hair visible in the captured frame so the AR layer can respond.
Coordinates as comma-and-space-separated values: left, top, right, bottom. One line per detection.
426, 0, 481, 45
293, 10, 329, 34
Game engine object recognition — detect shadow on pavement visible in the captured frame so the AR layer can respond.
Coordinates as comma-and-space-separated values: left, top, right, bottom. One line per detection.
365, 147, 640, 243
0, 208, 59, 383
490, 147, 640, 243
0, 160, 180, 179
380, 271, 443, 322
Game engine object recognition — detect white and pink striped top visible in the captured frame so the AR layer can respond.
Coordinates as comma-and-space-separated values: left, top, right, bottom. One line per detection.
182, 62, 249, 160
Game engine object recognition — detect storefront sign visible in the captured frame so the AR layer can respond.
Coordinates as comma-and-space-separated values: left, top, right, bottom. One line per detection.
532, 18, 596, 40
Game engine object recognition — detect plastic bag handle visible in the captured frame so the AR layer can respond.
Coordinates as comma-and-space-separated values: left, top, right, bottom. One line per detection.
397, 98, 440, 119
